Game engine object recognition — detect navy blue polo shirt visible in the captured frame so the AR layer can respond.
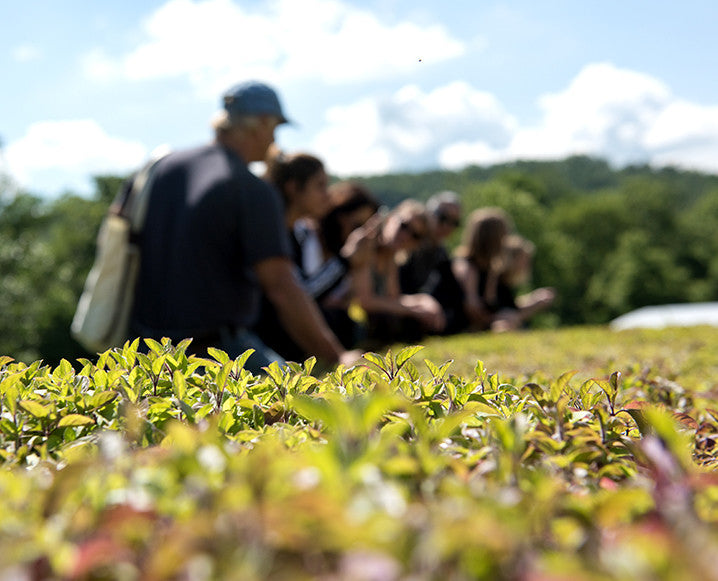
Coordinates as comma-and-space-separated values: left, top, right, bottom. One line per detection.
131, 143, 291, 339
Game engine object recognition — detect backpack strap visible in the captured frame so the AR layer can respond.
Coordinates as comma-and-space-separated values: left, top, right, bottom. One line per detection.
111, 145, 171, 234
128, 145, 171, 232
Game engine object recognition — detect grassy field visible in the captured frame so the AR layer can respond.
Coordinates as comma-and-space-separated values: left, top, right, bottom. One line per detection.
418, 324, 718, 390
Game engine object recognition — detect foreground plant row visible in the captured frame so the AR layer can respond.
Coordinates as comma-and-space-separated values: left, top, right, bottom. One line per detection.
1, 338, 718, 580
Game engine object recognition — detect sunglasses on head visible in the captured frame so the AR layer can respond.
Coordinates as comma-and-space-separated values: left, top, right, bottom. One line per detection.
400, 221, 424, 241
437, 212, 461, 228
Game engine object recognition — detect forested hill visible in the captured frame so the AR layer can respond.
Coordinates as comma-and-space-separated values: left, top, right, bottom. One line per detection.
2, 155, 718, 364
352, 155, 718, 209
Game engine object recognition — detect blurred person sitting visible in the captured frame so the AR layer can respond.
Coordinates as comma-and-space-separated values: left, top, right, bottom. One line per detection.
252, 148, 335, 361
453, 207, 515, 332
490, 234, 557, 332
399, 190, 462, 294
130, 81, 356, 373
350, 199, 446, 345
399, 190, 467, 335
316, 181, 382, 347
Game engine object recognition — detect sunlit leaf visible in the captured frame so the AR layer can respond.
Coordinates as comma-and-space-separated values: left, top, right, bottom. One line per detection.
550, 370, 577, 402
58, 414, 94, 427
52, 359, 74, 381
424, 359, 441, 378
19, 400, 51, 418
234, 348, 255, 371
396, 345, 424, 369
474, 359, 488, 383
144, 338, 164, 355
0, 418, 18, 436
151, 355, 166, 377
207, 348, 229, 365
88, 391, 118, 411
362, 352, 387, 373
173, 370, 187, 401
265, 361, 284, 386
621, 408, 652, 437
303, 356, 317, 376
291, 395, 334, 429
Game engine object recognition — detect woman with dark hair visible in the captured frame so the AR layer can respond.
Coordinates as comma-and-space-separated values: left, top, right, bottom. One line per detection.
252, 148, 337, 361
254, 158, 380, 359
264, 146, 329, 275
315, 181, 382, 348
321, 181, 380, 254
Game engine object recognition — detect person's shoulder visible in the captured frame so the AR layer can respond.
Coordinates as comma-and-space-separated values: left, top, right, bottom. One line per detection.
161, 143, 213, 164
195, 144, 262, 191
150, 144, 217, 178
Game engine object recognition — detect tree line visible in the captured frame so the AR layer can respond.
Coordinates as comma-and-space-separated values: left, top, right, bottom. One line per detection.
2, 155, 718, 365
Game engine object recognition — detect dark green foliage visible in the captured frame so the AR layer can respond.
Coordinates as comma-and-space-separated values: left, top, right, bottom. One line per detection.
4, 158, 718, 363
0, 174, 125, 364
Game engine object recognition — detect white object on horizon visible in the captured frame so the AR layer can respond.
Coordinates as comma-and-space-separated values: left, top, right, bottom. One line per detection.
610, 302, 718, 330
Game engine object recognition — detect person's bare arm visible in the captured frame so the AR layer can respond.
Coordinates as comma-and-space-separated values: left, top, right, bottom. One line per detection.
515, 287, 556, 319
254, 257, 349, 365
351, 263, 444, 331
352, 262, 411, 316
383, 257, 402, 299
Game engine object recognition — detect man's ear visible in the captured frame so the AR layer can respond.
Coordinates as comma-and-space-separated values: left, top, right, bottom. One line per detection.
258, 114, 279, 130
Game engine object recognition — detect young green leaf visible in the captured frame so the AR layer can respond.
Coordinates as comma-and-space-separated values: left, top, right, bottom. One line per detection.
396, 345, 424, 370
19, 400, 52, 418
207, 348, 230, 365
362, 352, 387, 374
58, 414, 94, 428
234, 348, 255, 371
173, 370, 187, 401
144, 338, 164, 355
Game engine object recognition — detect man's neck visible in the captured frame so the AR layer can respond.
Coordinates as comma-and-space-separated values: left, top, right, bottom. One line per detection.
216, 131, 253, 163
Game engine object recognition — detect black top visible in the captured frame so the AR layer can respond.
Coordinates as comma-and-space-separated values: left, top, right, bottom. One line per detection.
131, 143, 291, 339
399, 243, 450, 294
477, 268, 517, 313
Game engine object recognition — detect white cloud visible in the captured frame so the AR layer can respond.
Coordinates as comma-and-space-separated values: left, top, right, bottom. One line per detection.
6, 120, 147, 196
503, 62, 718, 173
312, 98, 392, 175
439, 140, 508, 170
643, 100, 718, 172
81, 48, 118, 82
11, 59, 718, 198
313, 81, 516, 176
508, 62, 673, 164
83, 0, 465, 96
320, 62, 718, 176
11, 43, 42, 63
280, 5, 465, 84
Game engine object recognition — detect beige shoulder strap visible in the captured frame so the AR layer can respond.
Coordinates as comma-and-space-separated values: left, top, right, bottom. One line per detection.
128, 144, 171, 233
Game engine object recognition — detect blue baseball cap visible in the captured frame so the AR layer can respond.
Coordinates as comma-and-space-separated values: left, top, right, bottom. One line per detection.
222, 81, 291, 125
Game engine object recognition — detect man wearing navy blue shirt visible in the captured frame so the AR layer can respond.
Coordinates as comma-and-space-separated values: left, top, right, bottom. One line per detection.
131, 81, 353, 372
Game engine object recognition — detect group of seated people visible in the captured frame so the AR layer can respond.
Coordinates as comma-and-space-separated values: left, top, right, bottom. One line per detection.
252, 148, 556, 362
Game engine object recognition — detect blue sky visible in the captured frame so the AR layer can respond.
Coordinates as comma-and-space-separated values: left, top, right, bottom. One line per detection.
2, 0, 717, 198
